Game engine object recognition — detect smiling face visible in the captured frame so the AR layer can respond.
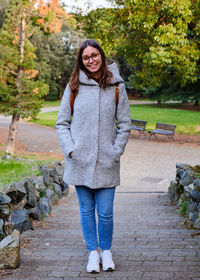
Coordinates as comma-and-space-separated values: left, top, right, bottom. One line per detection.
82, 46, 102, 74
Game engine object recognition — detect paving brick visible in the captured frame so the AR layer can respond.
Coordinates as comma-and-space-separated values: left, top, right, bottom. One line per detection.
0, 187, 200, 279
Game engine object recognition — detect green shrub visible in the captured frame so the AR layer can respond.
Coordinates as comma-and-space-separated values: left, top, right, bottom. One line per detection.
38, 188, 46, 198
180, 201, 187, 216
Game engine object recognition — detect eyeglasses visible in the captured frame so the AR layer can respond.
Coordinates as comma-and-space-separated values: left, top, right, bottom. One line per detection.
82, 53, 100, 63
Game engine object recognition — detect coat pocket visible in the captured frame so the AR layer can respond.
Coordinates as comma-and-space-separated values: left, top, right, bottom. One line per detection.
71, 144, 90, 166
98, 144, 119, 168
112, 146, 120, 162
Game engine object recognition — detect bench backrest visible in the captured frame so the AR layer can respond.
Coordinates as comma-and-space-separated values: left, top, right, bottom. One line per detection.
131, 119, 147, 128
156, 122, 176, 132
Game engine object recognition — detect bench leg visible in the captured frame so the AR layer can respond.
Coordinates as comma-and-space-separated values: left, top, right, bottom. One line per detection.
168, 135, 175, 141
148, 133, 157, 140
137, 131, 146, 139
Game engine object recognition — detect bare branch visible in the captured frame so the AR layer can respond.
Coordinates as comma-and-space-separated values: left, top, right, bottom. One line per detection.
2, 66, 18, 76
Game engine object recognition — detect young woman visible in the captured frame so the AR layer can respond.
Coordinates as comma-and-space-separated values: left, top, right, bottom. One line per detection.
56, 39, 131, 273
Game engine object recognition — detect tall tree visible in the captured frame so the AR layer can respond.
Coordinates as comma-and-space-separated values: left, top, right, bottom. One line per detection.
0, 0, 68, 156
79, 1, 200, 101
31, 21, 84, 101
0, 0, 9, 29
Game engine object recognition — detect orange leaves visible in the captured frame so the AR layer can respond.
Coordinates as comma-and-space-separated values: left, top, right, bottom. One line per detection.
12, 28, 19, 45
38, 0, 66, 17
36, 0, 70, 34
33, 87, 39, 94
24, 69, 38, 79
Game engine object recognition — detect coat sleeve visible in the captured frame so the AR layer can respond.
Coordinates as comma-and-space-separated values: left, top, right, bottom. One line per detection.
113, 82, 131, 160
56, 84, 74, 156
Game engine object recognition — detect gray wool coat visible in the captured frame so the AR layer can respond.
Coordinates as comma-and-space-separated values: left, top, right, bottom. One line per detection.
56, 63, 131, 189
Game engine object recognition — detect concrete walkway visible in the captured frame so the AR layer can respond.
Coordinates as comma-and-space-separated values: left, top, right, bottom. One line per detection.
1, 138, 200, 280
1, 189, 200, 279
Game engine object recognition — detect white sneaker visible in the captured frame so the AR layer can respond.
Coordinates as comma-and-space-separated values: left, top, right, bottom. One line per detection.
87, 250, 100, 273
100, 250, 115, 271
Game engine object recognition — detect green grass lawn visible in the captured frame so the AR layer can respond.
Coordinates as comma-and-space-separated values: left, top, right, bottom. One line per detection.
32, 104, 200, 136
0, 158, 40, 189
0, 156, 58, 189
43, 100, 60, 107
33, 111, 58, 127
130, 104, 200, 135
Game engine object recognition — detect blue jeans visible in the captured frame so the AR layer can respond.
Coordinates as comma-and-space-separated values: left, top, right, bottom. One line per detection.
75, 185, 115, 251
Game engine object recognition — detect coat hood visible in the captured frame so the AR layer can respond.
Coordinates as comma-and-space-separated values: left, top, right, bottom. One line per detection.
79, 63, 124, 86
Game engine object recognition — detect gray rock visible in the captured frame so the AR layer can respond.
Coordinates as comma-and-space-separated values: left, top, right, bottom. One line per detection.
28, 206, 42, 220
35, 189, 40, 203
194, 217, 200, 229
176, 163, 191, 169
5, 182, 27, 205
168, 181, 183, 203
184, 184, 194, 193
0, 193, 11, 205
176, 164, 195, 183
0, 218, 4, 239
3, 221, 13, 236
40, 165, 50, 187
45, 189, 58, 206
0, 229, 20, 269
179, 168, 195, 187
52, 183, 62, 199
182, 188, 192, 201
30, 175, 46, 190
170, 164, 200, 228
11, 209, 33, 233
53, 161, 64, 177
193, 179, 200, 187
39, 197, 50, 217
10, 196, 27, 211
192, 211, 199, 223
186, 200, 198, 218
49, 161, 64, 184
24, 180, 37, 208
0, 204, 10, 220
61, 181, 69, 194
191, 190, 200, 203
2, 154, 12, 160
49, 168, 60, 184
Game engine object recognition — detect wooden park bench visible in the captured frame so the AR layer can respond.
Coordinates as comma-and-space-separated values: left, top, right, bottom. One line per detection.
131, 119, 147, 138
148, 122, 176, 141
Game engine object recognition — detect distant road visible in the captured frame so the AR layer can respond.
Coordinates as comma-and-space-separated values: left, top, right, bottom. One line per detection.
40, 100, 180, 113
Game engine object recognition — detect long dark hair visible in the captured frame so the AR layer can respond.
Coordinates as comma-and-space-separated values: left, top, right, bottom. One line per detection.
69, 39, 113, 95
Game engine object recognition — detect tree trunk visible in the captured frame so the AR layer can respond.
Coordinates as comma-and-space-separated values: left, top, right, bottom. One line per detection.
157, 99, 161, 105
194, 100, 199, 106
16, 13, 25, 91
5, 113, 20, 156
58, 81, 63, 101
5, 13, 25, 155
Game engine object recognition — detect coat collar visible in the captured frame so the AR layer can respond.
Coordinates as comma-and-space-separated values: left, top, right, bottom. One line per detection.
79, 63, 124, 86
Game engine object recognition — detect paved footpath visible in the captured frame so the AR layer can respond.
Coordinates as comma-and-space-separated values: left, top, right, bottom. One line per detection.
1, 189, 200, 280
1, 111, 200, 280
1, 138, 200, 280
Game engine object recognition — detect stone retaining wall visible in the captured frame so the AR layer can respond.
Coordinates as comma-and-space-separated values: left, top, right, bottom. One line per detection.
0, 161, 66, 268
168, 163, 200, 229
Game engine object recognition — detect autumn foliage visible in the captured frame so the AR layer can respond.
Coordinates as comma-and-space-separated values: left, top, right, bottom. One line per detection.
0, 0, 69, 155
36, 0, 71, 33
